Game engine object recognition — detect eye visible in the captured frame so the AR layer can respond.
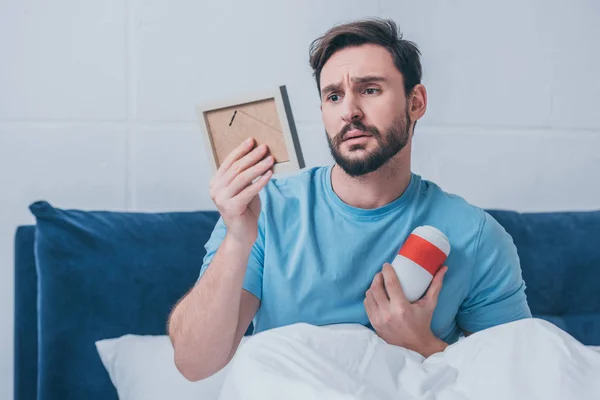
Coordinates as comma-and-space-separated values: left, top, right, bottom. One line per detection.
364, 88, 380, 95
327, 94, 341, 102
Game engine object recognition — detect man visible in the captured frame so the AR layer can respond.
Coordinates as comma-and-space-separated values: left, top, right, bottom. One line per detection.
168, 18, 532, 381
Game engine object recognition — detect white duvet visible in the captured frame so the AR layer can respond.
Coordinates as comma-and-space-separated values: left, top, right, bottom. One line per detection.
217, 318, 600, 400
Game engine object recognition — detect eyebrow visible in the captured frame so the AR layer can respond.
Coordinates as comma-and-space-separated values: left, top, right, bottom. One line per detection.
320, 75, 387, 96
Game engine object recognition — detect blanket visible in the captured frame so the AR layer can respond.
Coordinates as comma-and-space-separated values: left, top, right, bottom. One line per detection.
217, 318, 600, 400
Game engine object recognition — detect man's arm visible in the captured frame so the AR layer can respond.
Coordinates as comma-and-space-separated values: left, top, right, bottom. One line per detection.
168, 235, 259, 381
168, 137, 273, 381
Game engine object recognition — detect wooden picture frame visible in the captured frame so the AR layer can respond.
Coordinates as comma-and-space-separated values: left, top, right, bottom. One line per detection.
196, 85, 305, 175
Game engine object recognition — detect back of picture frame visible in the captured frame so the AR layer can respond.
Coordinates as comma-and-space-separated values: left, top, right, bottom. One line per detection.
196, 85, 305, 174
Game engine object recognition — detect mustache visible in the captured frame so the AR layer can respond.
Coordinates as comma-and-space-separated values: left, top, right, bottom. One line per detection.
334, 122, 381, 146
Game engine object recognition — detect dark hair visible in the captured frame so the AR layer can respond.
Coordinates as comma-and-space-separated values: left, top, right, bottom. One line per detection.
309, 18, 422, 98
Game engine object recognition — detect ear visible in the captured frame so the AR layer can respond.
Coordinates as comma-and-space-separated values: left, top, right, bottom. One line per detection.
408, 84, 427, 123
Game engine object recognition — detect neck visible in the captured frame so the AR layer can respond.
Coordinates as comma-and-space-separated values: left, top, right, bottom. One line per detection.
330, 151, 412, 210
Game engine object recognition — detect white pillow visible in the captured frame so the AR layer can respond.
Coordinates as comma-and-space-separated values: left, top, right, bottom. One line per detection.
96, 334, 246, 400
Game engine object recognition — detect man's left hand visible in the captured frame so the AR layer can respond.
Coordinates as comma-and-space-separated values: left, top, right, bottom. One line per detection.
364, 263, 449, 358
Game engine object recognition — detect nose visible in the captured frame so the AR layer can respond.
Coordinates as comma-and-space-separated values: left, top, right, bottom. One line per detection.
341, 93, 364, 123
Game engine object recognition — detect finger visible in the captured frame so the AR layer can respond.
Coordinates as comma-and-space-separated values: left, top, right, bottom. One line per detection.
424, 266, 448, 306
220, 144, 269, 188
364, 291, 378, 320
224, 155, 274, 198
232, 168, 273, 205
381, 263, 409, 306
215, 137, 256, 180
364, 290, 375, 309
370, 273, 389, 308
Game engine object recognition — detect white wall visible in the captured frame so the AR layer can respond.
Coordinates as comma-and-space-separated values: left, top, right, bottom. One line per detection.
1, 0, 599, 397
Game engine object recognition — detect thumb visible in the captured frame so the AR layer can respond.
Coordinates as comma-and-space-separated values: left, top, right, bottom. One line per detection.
424, 266, 448, 307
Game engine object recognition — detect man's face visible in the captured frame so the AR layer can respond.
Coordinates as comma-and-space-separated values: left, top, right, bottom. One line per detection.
319, 44, 412, 177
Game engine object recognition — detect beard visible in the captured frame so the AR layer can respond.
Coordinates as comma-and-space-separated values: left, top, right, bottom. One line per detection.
326, 108, 411, 177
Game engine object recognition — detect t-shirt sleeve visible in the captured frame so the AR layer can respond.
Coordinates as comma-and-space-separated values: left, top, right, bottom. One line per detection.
457, 211, 532, 333
197, 213, 265, 301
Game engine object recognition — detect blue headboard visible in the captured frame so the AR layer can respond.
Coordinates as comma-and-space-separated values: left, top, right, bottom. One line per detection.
13, 203, 600, 400
14, 226, 37, 400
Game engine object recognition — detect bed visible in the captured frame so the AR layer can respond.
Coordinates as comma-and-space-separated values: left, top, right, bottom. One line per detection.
13, 201, 600, 399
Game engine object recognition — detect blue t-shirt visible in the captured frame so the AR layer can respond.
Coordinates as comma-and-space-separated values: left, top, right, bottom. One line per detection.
199, 165, 532, 343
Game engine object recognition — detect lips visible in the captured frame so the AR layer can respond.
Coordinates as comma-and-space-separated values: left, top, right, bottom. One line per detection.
343, 129, 372, 141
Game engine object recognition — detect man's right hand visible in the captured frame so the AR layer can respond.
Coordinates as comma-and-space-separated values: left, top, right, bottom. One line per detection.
209, 137, 274, 248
